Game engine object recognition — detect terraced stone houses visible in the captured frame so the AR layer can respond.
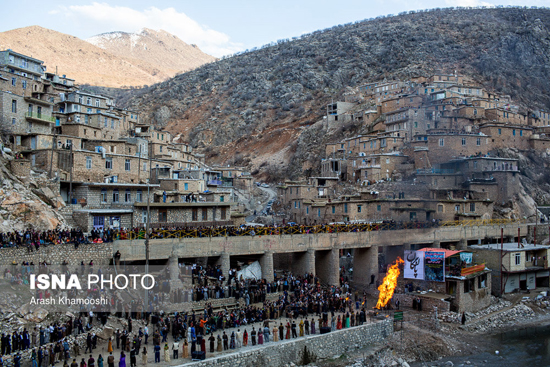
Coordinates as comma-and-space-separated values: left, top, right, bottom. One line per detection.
0, 49, 245, 231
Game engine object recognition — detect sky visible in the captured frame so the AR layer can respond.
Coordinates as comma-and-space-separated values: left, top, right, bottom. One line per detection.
1, 0, 550, 57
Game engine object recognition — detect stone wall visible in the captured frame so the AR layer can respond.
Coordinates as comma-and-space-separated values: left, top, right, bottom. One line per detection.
0, 242, 114, 265
393, 293, 451, 312
176, 319, 393, 367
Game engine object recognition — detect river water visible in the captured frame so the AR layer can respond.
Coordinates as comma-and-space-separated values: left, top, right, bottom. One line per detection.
413, 324, 550, 366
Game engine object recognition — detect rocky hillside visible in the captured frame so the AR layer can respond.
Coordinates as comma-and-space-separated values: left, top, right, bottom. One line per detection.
123, 7, 550, 180
0, 26, 215, 88
0, 151, 67, 231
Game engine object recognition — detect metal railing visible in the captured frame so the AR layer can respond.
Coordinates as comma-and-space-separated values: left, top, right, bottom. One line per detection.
118, 218, 525, 240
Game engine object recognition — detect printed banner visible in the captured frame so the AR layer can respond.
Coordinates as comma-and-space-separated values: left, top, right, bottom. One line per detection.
460, 252, 473, 264
404, 250, 425, 280
424, 251, 445, 282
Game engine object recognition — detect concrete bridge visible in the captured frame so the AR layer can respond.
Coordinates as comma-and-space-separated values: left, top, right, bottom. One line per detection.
114, 222, 530, 288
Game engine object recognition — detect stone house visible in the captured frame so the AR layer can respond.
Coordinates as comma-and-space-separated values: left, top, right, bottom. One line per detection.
70, 182, 157, 231
411, 132, 491, 166
470, 243, 550, 296
133, 201, 234, 228
479, 123, 532, 150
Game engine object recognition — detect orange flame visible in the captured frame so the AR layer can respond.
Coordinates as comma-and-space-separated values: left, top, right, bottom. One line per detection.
375, 257, 404, 309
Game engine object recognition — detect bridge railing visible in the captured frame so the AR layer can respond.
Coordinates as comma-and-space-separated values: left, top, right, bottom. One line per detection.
119, 218, 525, 240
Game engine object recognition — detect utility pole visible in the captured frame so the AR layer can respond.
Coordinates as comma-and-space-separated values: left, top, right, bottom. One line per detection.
144, 140, 152, 311
49, 135, 56, 178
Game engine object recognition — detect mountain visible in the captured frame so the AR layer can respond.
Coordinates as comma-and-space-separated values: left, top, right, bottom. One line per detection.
0, 26, 215, 88
122, 7, 550, 179
87, 28, 216, 82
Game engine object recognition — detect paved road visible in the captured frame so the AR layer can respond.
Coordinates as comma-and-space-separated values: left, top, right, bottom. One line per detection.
246, 186, 276, 223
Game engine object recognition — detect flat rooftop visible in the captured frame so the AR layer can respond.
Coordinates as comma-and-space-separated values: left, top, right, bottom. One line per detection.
470, 242, 550, 251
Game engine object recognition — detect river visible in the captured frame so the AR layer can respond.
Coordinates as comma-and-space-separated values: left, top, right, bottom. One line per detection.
412, 323, 550, 366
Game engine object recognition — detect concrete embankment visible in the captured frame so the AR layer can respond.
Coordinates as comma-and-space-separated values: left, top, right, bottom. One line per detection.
176, 319, 393, 367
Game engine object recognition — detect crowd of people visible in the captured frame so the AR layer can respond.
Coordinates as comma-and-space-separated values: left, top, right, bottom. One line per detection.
0, 263, 375, 366
0, 228, 88, 250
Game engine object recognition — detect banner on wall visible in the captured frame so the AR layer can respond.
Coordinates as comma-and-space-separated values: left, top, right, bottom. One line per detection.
404, 250, 425, 280
424, 251, 445, 282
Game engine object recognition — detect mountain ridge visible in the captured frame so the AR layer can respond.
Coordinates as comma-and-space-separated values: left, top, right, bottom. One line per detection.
0, 25, 215, 88
122, 7, 550, 179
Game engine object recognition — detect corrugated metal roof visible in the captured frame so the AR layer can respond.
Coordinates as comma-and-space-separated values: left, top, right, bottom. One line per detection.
417, 247, 464, 258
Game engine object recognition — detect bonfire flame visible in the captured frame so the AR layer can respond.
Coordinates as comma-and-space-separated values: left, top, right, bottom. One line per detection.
375, 257, 404, 309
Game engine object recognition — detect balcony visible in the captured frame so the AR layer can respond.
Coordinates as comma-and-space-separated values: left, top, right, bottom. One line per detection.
25, 112, 55, 124
24, 96, 53, 106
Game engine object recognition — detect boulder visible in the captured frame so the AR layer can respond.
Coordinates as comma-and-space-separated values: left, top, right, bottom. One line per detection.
96, 326, 114, 340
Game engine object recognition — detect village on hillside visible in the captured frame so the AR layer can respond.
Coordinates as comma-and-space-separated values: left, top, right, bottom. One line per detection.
2, 36, 550, 366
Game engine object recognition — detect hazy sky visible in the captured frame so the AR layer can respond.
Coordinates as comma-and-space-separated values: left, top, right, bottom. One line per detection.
1, 0, 549, 57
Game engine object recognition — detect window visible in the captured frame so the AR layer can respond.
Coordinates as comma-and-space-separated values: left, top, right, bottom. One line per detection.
101, 189, 107, 203
462, 138, 466, 146
125, 189, 131, 202
414, 121, 418, 128
455, 205, 460, 212
159, 209, 167, 223
478, 274, 487, 288
85, 115, 89, 124
184, 183, 188, 191
318, 209, 321, 217
476, 138, 481, 146
159, 146, 163, 153
12, 118, 15, 125
221, 207, 227, 220
464, 278, 475, 293
86, 97, 92, 105
136, 190, 142, 202
357, 205, 362, 213
105, 157, 112, 169
306, 207, 309, 214
11, 77, 16, 86
11, 100, 17, 113
202, 208, 208, 221
142, 209, 147, 224
86, 156, 92, 169
515, 253, 521, 265
192, 208, 198, 221
125, 159, 131, 171
112, 189, 119, 203
22, 80, 26, 89
344, 203, 348, 213
513, 129, 516, 136
143, 162, 147, 172
220, 196, 224, 202
470, 202, 475, 212
438, 204, 444, 213
332, 206, 335, 214
294, 201, 297, 208
498, 128, 502, 135
520, 130, 523, 137
95, 99, 100, 107
439, 138, 444, 147
104, 117, 108, 127
111, 119, 114, 129
377, 205, 381, 212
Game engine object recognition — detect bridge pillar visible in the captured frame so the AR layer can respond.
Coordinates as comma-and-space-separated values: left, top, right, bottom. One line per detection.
291, 249, 316, 277
168, 255, 179, 280
457, 238, 467, 250
216, 252, 230, 280
352, 246, 378, 290
260, 252, 274, 282
432, 240, 441, 249
315, 249, 339, 286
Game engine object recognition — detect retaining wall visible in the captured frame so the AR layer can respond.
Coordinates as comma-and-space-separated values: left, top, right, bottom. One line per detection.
176, 319, 393, 367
